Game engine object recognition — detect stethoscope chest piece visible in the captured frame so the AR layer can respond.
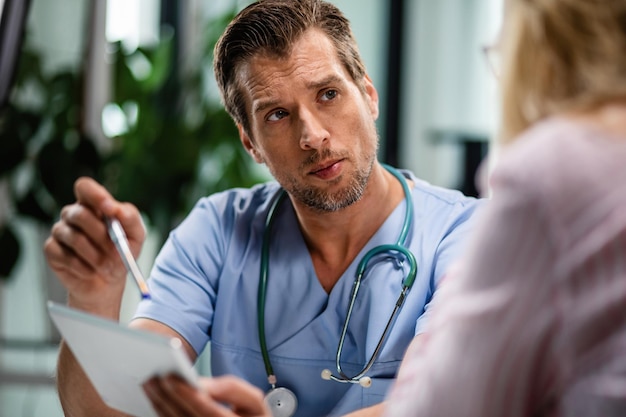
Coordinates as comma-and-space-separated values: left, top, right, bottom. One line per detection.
265, 387, 298, 417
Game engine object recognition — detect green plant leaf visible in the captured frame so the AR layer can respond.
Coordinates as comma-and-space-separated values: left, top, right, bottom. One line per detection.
15, 189, 55, 224
134, 27, 174, 91
0, 125, 27, 177
0, 105, 42, 176
36, 134, 102, 208
0, 225, 21, 281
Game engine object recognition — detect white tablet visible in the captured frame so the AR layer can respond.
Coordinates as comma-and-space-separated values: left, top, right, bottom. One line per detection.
47, 301, 199, 417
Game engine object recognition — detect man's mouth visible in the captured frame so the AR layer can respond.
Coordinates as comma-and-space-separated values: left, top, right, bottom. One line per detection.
310, 159, 344, 179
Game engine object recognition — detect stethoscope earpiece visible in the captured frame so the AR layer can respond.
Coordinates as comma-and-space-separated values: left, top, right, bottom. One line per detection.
359, 376, 372, 388
321, 369, 332, 380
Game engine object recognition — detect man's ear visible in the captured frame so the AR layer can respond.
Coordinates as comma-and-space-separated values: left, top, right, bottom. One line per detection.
363, 73, 379, 120
238, 124, 264, 163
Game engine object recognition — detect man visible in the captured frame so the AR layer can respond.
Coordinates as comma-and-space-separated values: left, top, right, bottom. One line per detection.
44, 1, 482, 416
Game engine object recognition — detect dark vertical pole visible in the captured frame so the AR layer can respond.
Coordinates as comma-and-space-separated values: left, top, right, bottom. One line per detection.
160, 0, 180, 63
382, 0, 405, 167
159, 0, 180, 110
0, 0, 32, 109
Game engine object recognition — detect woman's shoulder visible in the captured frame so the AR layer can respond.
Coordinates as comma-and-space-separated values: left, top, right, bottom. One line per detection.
494, 116, 625, 187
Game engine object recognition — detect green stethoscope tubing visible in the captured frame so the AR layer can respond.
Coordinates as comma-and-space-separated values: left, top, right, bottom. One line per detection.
257, 164, 417, 387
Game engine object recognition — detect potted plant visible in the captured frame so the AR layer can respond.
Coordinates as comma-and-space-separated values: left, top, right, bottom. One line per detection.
0, 7, 268, 283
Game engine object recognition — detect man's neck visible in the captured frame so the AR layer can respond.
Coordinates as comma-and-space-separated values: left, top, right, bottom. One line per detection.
289, 164, 411, 292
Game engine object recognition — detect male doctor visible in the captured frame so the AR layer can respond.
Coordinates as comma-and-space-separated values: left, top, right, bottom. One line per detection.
44, 1, 482, 416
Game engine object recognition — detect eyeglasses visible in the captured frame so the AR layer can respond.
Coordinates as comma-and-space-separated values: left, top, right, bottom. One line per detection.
482, 44, 500, 78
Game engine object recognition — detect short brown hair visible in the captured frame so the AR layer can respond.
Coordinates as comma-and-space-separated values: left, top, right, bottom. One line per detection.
213, 0, 366, 135
499, 0, 626, 144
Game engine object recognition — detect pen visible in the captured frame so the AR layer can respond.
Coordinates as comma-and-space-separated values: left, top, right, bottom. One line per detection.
105, 217, 151, 300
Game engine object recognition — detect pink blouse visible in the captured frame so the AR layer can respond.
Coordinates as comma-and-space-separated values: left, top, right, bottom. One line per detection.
384, 117, 626, 417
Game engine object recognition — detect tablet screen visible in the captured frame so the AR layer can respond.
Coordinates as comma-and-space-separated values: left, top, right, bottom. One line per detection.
47, 301, 199, 417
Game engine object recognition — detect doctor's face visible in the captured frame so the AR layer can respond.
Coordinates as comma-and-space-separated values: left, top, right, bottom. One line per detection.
237, 29, 380, 212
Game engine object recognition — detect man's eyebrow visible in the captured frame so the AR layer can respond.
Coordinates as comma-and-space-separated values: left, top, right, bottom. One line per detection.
252, 75, 345, 116
305, 75, 343, 91
253, 98, 281, 116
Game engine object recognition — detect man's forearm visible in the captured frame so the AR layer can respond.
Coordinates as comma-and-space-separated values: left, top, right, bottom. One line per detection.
56, 341, 129, 417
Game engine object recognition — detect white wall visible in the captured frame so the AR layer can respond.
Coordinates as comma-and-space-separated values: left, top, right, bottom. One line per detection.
401, 0, 502, 188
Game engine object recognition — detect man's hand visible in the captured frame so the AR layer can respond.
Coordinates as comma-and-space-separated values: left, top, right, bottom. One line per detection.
43, 176, 146, 318
144, 375, 271, 417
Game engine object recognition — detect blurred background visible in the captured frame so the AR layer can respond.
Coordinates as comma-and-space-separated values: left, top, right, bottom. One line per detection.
0, 0, 501, 415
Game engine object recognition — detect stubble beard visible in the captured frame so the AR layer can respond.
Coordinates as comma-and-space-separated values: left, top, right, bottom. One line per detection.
280, 147, 376, 213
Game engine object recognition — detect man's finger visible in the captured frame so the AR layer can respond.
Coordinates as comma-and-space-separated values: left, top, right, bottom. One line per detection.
201, 376, 269, 416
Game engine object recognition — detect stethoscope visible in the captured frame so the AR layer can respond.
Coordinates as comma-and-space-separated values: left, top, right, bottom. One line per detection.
258, 164, 418, 417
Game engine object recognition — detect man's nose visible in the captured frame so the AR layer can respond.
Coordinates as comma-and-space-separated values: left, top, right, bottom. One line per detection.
299, 108, 329, 150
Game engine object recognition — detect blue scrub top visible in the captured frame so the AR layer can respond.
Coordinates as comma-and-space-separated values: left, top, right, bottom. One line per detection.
134, 169, 482, 417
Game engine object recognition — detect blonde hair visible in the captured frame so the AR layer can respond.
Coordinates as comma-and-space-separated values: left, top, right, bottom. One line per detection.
498, 0, 626, 144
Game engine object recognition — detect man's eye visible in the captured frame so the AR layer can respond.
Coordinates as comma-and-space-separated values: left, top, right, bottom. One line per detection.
267, 110, 288, 122
321, 89, 338, 101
